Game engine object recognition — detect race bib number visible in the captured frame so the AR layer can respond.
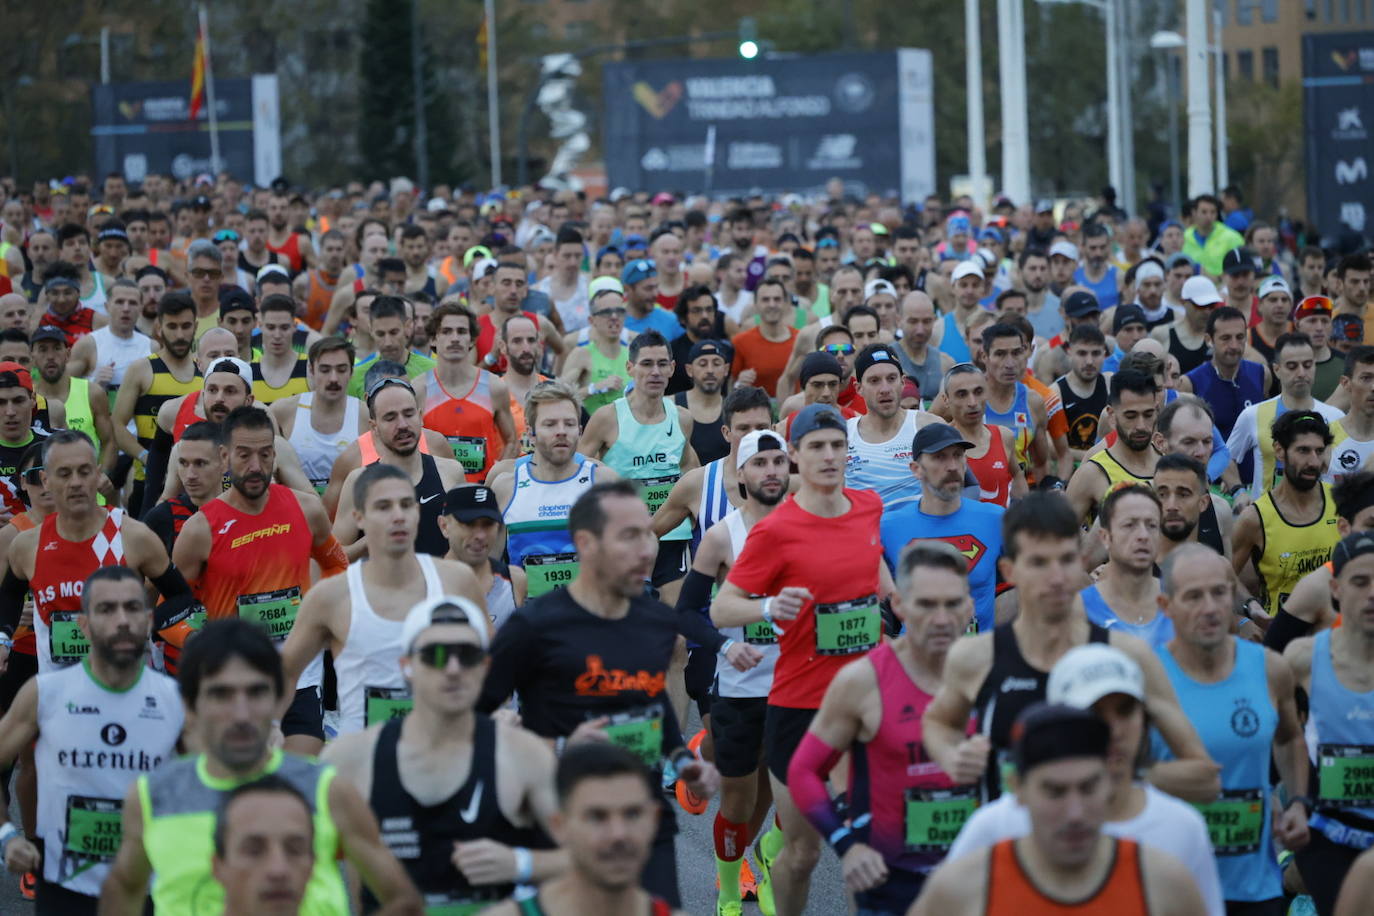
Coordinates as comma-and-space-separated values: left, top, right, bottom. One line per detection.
604, 706, 664, 768
814, 596, 880, 656
311, 478, 328, 496
743, 620, 778, 646
639, 474, 679, 516
904, 787, 978, 853
422, 890, 505, 915
524, 552, 579, 597
365, 686, 413, 726
1194, 788, 1264, 855
49, 611, 91, 665
1318, 744, 1374, 808
237, 587, 302, 642
64, 795, 122, 863
448, 436, 488, 475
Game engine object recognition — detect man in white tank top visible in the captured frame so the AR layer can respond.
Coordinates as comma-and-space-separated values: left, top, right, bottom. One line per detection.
269, 338, 367, 494
0, 567, 182, 913
66, 279, 152, 396
278, 464, 484, 736
677, 429, 790, 916
846, 344, 942, 510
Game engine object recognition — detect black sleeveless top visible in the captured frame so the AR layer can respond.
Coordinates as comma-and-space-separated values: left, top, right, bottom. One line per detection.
1167, 326, 1210, 376
973, 621, 1111, 801
1056, 375, 1109, 451
415, 452, 449, 557
674, 391, 728, 465
365, 714, 527, 911
1197, 498, 1225, 556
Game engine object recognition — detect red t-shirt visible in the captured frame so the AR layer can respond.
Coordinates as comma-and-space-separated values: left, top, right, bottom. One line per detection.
731, 325, 798, 397
726, 488, 884, 709
477, 310, 538, 373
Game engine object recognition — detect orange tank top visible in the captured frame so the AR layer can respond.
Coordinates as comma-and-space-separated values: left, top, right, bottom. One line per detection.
8, 513, 38, 654
302, 269, 340, 331
357, 430, 431, 466
192, 485, 313, 626
985, 837, 1148, 916
418, 369, 504, 481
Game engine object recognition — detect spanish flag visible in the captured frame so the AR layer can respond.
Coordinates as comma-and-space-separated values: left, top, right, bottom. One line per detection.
189, 20, 207, 120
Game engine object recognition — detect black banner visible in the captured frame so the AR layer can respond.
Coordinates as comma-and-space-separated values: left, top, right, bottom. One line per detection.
1303, 33, 1374, 236
602, 51, 934, 202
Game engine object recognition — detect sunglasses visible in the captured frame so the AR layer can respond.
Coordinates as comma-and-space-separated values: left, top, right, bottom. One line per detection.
190, 267, 223, 280
415, 642, 487, 669
822, 343, 855, 356
592, 307, 627, 319
21, 466, 43, 485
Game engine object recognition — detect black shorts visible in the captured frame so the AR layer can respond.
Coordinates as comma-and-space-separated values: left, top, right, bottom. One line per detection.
282, 685, 324, 740
651, 540, 690, 588
711, 694, 768, 778
35, 877, 98, 916
684, 647, 714, 718
764, 704, 816, 784
0, 648, 38, 711
1295, 827, 1363, 916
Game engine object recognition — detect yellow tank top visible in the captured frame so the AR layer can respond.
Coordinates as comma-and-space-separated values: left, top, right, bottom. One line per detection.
133, 356, 201, 480
252, 352, 311, 404
1085, 448, 1153, 509
1253, 483, 1342, 616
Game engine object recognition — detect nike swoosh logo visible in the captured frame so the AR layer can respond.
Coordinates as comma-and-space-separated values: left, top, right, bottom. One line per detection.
459, 780, 483, 823
419, 493, 440, 504
978, 488, 1000, 500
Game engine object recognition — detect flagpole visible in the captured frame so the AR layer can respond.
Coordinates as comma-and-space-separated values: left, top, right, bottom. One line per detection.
200, 4, 222, 176
485, 0, 501, 188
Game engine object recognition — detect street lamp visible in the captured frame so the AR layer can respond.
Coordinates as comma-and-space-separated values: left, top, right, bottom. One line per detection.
1150, 30, 1184, 217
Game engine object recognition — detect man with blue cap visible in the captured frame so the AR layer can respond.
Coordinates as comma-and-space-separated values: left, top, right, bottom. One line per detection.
622, 259, 683, 341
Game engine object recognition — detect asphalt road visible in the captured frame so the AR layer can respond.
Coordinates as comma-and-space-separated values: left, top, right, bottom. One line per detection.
2, 706, 848, 915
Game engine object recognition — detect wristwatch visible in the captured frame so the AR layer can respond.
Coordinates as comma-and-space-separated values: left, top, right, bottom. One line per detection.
1290, 795, 1314, 814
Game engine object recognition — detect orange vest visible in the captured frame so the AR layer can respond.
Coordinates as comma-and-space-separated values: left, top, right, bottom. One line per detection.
985, 837, 1148, 916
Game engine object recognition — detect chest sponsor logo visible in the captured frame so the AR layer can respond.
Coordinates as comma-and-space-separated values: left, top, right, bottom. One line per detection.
37, 580, 85, 603
101, 723, 127, 746
419, 493, 441, 504
1000, 676, 1038, 693
66, 702, 100, 715
459, 781, 484, 823
631, 453, 669, 466
1231, 698, 1260, 738
913, 534, 987, 571
217, 519, 237, 535
574, 655, 667, 698
229, 522, 292, 549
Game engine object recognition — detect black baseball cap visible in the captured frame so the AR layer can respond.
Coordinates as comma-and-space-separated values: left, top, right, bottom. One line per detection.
443, 485, 503, 523
218, 287, 256, 317
787, 403, 846, 445
29, 325, 68, 346
1222, 247, 1261, 276
1063, 290, 1101, 318
1333, 532, 1374, 577
1113, 304, 1148, 334
687, 339, 733, 363
854, 345, 901, 383
912, 422, 974, 456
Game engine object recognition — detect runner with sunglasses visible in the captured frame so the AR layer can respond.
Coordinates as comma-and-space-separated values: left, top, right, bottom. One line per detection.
324, 595, 565, 912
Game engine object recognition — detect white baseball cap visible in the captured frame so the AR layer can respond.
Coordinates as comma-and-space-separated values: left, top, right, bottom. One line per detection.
1258, 275, 1292, 299
736, 429, 787, 471
205, 357, 253, 392
1049, 240, 1079, 262
864, 278, 898, 301
1181, 275, 1223, 306
951, 260, 984, 283
399, 595, 491, 654
1047, 644, 1145, 709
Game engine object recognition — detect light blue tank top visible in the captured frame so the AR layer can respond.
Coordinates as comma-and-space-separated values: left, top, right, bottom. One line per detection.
1079, 584, 1175, 647
1307, 628, 1374, 823
603, 397, 692, 540
983, 382, 1036, 442
936, 311, 972, 363
1152, 639, 1279, 902
1073, 264, 1121, 310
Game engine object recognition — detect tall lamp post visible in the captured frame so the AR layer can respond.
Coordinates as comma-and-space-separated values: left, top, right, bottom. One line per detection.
1150, 30, 1185, 216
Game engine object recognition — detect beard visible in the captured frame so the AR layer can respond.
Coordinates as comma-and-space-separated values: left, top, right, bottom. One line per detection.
746, 482, 786, 506
230, 470, 270, 499
1285, 465, 1321, 491
1161, 517, 1197, 542
1117, 426, 1153, 452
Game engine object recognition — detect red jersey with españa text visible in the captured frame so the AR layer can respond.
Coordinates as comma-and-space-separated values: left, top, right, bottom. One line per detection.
30, 508, 127, 671
726, 488, 884, 709
193, 484, 312, 624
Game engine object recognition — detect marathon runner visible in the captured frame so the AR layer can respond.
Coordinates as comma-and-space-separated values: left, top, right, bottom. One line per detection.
1153, 399, 1234, 555
922, 491, 1217, 804
879, 423, 1005, 632
892, 291, 955, 398
333, 374, 467, 558
268, 336, 366, 495
324, 595, 566, 912
209, 775, 317, 916
251, 295, 312, 404
1066, 368, 1161, 523
788, 541, 973, 915
940, 362, 1027, 507
1153, 543, 1310, 915
477, 480, 721, 906
1153, 452, 1235, 565
0, 567, 182, 916
1185, 306, 1269, 440
1079, 484, 1172, 646
265, 192, 315, 272
294, 228, 347, 330
578, 330, 699, 604
140, 420, 222, 558
498, 314, 550, 452
1055, 323, 1111, 463
0, 361, 60, 520
439, 485, 525, 629
99, 617, 421, 915
1283, 531, 1374, 916
172, 406, 349, 755
558, 286, 631, 416
846, 344, 936, 510
674, 339, 731, 465
28, 324, 113, 461
482, 743, 689, 916
346, 295, 436, 398
280, 463, 481, 737
65, 278, 152, 404
914, 704, 1207, 916
711, 403, 890, 916
1329, 345, 1374, 479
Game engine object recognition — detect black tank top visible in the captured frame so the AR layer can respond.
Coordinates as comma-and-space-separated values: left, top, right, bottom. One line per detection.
914, 268, 928, 292
1167, 326, 1210, 376
415, 452, 449, 557
1056, 375, 1109, 451
973, 620, 1111, 801
674, 392, 729, 465
364, 715, 524, 911
1197, 498, 1224, 555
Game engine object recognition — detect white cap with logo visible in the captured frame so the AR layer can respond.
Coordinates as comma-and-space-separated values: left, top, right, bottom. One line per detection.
1047, 644, 1145, 709
399, 595, 491, 654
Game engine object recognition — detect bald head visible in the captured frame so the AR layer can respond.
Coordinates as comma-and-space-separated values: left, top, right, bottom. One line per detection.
901, 290, 936, 318
196, 328, 240, 370
0, 293, 29, 331
1131, 337, 1165, 359
1159, 542, 1231, 597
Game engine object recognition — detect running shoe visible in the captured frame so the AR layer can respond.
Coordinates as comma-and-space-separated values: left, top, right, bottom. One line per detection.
20, 870, 36, 900
673, 729, 709, 814
715, 901, 743, 916
753, 837, 776, 916
738, 858, 758, 901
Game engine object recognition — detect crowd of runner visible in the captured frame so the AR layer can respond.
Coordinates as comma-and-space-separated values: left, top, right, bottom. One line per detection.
0, 171, 1372, 915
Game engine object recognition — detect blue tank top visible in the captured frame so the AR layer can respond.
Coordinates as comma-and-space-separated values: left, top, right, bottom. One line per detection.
1152, 639, 1279, 902
1072, 264, 1121, 310
1184, 361, 1266, 439
1079, 584, 1175, 647
1307, 629, 1374, 824
983, 383, 1035, 440
937, 311, 972, 363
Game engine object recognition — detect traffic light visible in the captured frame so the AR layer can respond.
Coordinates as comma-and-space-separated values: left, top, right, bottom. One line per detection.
738, 17, 759, 60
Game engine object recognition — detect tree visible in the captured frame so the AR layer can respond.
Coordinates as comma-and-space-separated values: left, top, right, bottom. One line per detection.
1226, 78, 1303, 222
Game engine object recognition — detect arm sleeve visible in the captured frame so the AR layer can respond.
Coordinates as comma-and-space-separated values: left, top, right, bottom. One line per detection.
149, 565, 192, 603
310, 535, 349, 578
674, 570, 726, 653
1263, 608, 1312, 653
786, 731, 857, 853
1207, 427, 1230, 484
141, 426, 175, 519
0, 568, 30, 638
477, 611, 532, 714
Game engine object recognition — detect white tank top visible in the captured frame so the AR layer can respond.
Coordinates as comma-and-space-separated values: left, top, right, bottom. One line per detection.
844, 411, 923, 509
714, 509, 779, 698
81, 272, 107, 314
288, 391, 364, 494
35, 661, 183, 897
334, 554, 444, 736
88, 326, 153, 389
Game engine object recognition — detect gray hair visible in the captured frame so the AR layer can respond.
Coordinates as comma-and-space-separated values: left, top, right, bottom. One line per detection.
895, 539, 969, 594
187, 238, 220, 265
1159, 542, 1228, 597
